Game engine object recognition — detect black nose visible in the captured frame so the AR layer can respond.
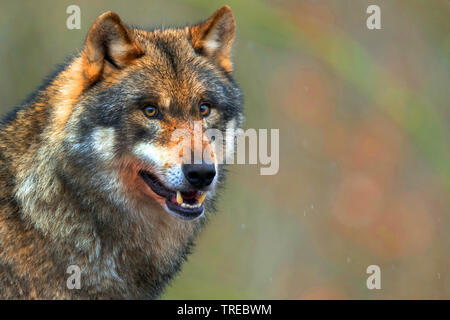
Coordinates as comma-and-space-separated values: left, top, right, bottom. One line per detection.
182, 163, 216, 189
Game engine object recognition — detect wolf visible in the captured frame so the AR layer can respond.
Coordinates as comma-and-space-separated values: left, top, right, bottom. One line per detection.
0, 5, 243, 299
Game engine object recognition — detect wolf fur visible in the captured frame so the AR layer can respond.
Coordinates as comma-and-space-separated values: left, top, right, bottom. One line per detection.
0, 6, 243, 299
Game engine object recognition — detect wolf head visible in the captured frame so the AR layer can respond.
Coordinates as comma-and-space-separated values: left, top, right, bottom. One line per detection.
47, 6, 243, 223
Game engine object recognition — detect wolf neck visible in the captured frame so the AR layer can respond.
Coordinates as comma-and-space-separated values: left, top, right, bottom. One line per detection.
8, 57, 90, 231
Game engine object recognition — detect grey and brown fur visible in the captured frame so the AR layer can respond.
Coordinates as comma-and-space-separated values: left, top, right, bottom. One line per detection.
0, 6, 243, 299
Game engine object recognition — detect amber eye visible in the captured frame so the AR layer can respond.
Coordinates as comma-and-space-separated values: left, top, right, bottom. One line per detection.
199, 103, 211, 118
143, 106, 158, 118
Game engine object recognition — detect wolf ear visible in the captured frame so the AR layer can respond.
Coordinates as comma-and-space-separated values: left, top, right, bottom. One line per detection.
82, 11, 144, 85
189, 6, 235, 72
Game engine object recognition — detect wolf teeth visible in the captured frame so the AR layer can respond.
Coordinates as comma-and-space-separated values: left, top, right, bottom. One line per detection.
196, 192, 207, 204
180, 202, 202, 209
176, 191, 206, 209
176, 191, 183, 205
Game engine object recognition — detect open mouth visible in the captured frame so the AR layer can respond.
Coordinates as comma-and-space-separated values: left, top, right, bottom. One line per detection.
139, 170, 206, 221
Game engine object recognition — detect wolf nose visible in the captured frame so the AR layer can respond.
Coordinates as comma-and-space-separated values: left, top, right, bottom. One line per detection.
182, 163, 216, 189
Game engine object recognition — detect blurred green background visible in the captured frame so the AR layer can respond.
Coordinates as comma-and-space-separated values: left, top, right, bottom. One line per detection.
0, 0, 449, 299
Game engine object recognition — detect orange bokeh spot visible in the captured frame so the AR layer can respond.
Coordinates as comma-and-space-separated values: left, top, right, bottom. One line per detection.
278, 68, 336, 127
348, 118, 404, 175
333, 173, 384, 229
368, 193, 435, 258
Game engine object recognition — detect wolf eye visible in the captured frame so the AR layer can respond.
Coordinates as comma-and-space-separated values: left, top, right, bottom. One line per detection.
143, 106, 158, 118
199, 103, 211, 118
